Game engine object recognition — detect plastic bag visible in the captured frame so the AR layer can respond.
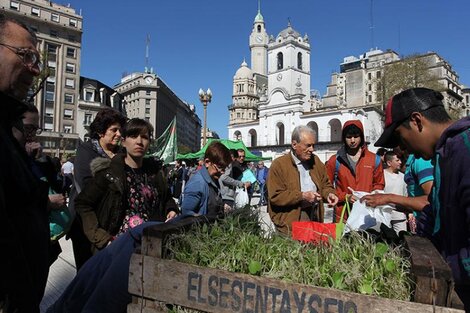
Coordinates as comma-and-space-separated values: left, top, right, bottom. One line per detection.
292, 199, 350, 244
234, 187, 249, 209
50, 205, 72, 241
344, 190, 393, 233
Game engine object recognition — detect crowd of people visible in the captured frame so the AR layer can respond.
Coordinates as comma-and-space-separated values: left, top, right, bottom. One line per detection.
1, 13, 470, 313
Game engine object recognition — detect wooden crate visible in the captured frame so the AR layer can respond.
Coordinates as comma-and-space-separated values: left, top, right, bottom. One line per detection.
128, 218, 464, 313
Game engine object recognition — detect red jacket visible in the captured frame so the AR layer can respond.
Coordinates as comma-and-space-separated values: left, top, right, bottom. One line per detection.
326, 120, 385, 220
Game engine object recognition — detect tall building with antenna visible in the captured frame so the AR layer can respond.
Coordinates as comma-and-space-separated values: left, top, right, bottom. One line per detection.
114, 38, 201, 152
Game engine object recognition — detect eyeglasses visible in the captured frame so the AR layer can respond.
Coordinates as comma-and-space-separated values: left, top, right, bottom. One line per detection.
0, 42, 42, 70
23, 124, 42, 135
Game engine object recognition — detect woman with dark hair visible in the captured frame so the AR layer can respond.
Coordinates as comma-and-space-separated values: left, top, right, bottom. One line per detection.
46, 141, 228, 313
75, 118, 178, 254
180, 141, 232, 218
68, 107, 127, 270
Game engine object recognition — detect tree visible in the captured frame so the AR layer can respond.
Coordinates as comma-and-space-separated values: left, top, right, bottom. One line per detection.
28, 50, 50, 103
376, 54, 444, 109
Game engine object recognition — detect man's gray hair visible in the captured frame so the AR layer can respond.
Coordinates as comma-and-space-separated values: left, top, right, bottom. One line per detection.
291, 125, 316, 142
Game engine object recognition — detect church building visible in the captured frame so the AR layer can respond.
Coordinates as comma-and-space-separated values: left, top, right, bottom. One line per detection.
227, 8, 384, 162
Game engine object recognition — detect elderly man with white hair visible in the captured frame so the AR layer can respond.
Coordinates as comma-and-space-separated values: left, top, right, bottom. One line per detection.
267, 125, 338, 234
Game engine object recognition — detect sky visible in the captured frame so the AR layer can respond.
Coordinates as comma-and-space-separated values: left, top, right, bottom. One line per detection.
65, 0, 470, 137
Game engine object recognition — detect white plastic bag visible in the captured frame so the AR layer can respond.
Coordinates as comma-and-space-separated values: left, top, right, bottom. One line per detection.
344, 190, 393, 233
234, 187, 249, 209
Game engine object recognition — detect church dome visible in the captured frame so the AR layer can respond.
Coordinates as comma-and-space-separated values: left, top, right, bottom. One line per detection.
277, 22, 301, 39
234, 60, 253, 79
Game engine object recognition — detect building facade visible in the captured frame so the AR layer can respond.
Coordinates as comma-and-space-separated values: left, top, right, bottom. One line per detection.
323, 50, 467, 117
1, 0, 82, 156
114, 71, 201, 152
227, 8, 468, 163
77, 76, 123, 141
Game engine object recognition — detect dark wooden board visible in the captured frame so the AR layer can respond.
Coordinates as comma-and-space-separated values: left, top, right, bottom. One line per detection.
129, 254, 464, 313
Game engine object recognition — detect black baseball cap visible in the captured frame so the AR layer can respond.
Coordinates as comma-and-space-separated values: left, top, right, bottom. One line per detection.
375, 88, 444, 148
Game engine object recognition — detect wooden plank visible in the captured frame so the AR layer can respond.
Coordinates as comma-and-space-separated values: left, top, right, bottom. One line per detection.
405, 236, 452, 280
129, 255, 465, 313
404, 235, 457, 307
127, 297, 168, 313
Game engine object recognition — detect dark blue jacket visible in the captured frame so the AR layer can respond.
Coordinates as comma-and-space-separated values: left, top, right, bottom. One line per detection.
418, 116, 470, 285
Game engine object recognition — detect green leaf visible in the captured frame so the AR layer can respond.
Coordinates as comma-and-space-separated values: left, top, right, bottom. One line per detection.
359, 283, 373, 294
385, 260, 396, 272
375, 242, 388, 258
248, 260, 262, 275
332, 272, 345, 289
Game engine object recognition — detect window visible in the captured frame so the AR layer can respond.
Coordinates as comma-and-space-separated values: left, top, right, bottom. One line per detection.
64, 125, 72, 133
45, 107, 54, 118
277, 52, 283, 70
45, 91, 54, 102
51, 13, 59, 22
50, 30, 58, 38
84, 90, 94, 101
145, 107, 150, 114
297, 52, 303, 70
368, 72, 372, 80
65, 63, 75, 73
65, 78, 75, 88
368, 95, 372, 102
10, 1, 19, 10
64, 109, 73, 119
84, 113, 93, 126
376, 71, 381, 79
44, 123, 53, 131
368, 84, 372, 91
66, 47, 76, 58
64, 93, 74, 104
276, 123, 285, 145
31, 7, 40, 17
69, 18, 77, 27
257, 25, 261, 32
145, 99, 150, 105
146, 90, 151, 96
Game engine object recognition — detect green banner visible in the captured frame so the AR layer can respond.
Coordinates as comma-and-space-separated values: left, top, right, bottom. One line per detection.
149, 117, 177, 164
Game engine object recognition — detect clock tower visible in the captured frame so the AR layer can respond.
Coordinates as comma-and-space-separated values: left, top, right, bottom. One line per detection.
249, 5, 268, 76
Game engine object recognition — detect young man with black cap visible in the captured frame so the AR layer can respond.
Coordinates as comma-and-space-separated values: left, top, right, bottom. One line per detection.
374, 87, 470, 310
326, 120, 385, 222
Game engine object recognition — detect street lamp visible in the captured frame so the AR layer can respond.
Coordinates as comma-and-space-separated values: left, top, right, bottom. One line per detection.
198, 88, 212, 147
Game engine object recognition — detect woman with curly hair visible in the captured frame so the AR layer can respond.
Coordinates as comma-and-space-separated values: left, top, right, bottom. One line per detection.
68, 107, 127, 270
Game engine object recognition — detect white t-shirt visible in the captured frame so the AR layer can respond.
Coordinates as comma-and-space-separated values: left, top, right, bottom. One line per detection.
384, 171, 407, 196
61, 161, 74, 175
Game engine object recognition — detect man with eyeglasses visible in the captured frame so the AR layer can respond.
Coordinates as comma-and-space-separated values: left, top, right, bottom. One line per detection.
0, 13, 48, 313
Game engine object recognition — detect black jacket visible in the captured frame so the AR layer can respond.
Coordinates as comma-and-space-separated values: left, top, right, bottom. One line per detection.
0, 92, 49, 313
75, 154, 177, 251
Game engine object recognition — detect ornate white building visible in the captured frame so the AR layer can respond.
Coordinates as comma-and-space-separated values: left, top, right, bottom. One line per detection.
227, 9, 384, 162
